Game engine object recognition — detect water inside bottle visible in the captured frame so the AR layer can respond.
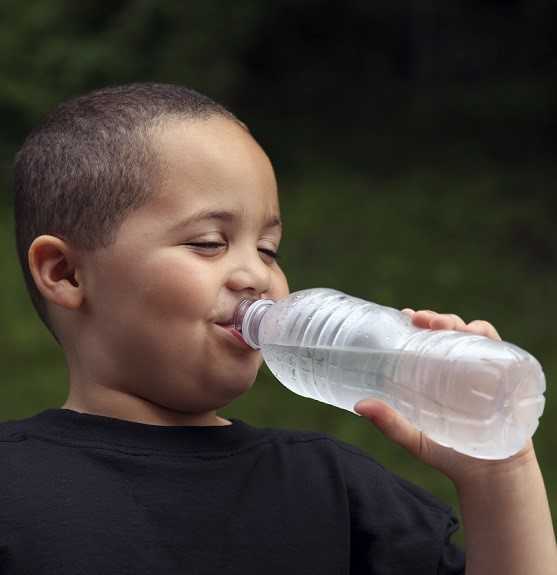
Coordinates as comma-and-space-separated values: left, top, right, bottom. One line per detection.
261, 343, 545, 459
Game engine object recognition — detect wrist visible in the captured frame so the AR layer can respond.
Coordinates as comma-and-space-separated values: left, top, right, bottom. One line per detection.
453, 440, 538, 494
453, 440, 557, 575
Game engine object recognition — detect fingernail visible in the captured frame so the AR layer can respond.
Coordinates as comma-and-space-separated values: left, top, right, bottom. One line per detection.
354, 400, 366, 413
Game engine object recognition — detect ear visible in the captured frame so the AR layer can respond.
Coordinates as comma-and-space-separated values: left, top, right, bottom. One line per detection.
28, 235, 84, 310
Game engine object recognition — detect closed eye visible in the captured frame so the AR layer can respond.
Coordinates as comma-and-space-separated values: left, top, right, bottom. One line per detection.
186, 242, 280, 261
258, 248, 280, 261
187, 242, 225, 249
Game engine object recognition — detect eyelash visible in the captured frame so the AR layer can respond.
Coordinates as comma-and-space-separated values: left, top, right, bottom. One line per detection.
187, 242, 280, 261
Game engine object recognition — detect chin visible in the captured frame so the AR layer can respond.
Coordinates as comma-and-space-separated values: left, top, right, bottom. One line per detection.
219, 370, 259, 400
159, 377, 256, 415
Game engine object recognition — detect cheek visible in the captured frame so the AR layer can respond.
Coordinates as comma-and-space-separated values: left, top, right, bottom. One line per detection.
139, 260, 215, 320
270, 268, 290, 301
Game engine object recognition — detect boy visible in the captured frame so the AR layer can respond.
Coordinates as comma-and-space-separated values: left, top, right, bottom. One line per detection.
2, 83, 555, 574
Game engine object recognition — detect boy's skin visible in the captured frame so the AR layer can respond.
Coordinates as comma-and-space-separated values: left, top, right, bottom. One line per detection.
29, 116, 289, 427
27, 115, 556, 573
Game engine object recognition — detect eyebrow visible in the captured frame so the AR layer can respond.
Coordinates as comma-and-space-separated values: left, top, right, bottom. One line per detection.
171, 208, 282, 232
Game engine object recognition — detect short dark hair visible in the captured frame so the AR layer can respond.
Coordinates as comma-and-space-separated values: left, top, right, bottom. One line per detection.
14, 83, 235, 340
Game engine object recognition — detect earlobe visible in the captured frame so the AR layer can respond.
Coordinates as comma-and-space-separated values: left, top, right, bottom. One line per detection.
28, 235, 84, 310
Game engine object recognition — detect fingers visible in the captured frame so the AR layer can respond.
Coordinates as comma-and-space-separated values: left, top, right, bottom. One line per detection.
401, 308, 501, 340
464, 319, 501, 340
354, 399, 424, 460
414, 310, 468, 331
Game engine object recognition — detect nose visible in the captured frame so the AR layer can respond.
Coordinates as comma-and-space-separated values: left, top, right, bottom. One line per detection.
226, 248, 272, 296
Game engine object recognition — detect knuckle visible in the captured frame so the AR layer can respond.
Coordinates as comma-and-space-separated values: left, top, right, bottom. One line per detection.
468, 319, 493, 334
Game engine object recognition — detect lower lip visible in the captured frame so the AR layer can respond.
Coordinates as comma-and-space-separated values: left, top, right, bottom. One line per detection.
214, 324, 255, 351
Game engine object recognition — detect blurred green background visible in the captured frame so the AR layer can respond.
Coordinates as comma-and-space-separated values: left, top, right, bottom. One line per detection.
1, 0, 555, 546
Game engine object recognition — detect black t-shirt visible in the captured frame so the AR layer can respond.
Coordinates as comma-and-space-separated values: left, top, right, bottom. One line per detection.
0, 409, 465, 574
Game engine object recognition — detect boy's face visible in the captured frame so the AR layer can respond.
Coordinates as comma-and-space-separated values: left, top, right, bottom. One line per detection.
74, 116, 289, 420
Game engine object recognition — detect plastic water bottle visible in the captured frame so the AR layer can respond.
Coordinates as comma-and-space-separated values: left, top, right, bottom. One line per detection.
233, 288, 546, 459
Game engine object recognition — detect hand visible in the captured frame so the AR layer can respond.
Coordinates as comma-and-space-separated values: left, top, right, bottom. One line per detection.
354, 309, 535, 484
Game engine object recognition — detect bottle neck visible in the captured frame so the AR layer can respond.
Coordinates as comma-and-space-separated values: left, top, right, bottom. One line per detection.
239, 299, 274, 349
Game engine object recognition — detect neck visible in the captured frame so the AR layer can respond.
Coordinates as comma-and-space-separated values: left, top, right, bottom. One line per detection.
62, 385, 231, 427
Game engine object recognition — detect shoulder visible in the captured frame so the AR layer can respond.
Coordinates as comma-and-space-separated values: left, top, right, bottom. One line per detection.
251, 423, 388, 481
0, 416, 39, 497
0, 414, 41, 465
257, 423, 453, 515
0, 412, 53, 468
0, 416, 30, 443
252, 423, 366, 454
256, 423, 385, 468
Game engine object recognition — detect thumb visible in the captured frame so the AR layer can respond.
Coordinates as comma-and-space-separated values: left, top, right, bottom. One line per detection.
354, 399, 425, 460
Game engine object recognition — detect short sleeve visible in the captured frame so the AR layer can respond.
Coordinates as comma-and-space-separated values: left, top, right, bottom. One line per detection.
335, 442, 465, 574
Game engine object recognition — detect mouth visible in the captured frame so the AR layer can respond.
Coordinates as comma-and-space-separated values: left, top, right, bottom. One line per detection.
213, 322, 254, 351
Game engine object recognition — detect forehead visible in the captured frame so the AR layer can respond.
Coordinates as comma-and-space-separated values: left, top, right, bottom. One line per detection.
147, 116, 280, 217
154, 116, 276, 192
